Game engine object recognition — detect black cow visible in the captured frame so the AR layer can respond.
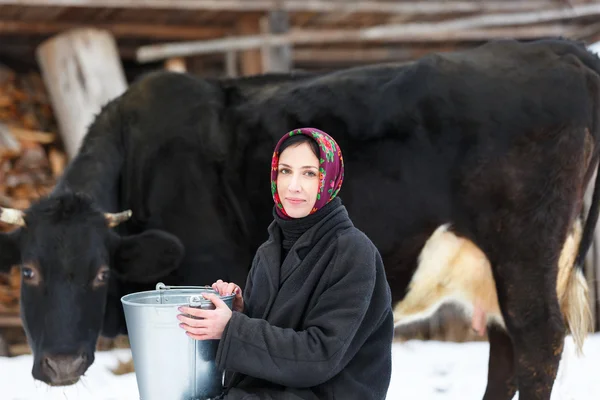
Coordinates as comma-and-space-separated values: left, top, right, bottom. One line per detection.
0, 38, 599, 400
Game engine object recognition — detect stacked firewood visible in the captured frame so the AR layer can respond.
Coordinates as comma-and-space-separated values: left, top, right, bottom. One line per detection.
0, 63, 66, 320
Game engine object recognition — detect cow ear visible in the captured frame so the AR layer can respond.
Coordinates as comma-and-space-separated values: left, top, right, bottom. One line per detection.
0, 231, 21, 273
111, 230, 184, 283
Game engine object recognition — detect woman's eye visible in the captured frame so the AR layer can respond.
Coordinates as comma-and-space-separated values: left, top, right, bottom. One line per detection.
305, 171, 317, 177
279, 168, 290, 174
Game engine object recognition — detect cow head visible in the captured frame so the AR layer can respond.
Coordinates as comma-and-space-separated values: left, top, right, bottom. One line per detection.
0, 192, 184, 386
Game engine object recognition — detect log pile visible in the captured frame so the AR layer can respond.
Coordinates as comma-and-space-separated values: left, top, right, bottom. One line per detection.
0, 62, 67, 355
0, 63, 65, 211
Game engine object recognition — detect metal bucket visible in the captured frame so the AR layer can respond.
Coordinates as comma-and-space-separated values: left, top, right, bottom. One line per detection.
121, 282, 235, 400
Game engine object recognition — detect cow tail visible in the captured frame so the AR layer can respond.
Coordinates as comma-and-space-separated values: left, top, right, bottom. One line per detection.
574, 45, 600, 272
562, 157, 600, 355
574, 159, 600, 271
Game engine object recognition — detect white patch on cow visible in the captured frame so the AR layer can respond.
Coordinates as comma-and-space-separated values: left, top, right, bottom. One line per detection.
393, 224, 504, 332
393, 221, 591, 352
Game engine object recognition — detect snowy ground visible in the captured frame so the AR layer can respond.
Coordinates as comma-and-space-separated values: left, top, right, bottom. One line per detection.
1, 334, 598, 400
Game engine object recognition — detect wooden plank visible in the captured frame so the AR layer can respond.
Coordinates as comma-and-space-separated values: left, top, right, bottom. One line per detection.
264, 10, 291, 73
294, 48, 408, 64
0, 333, 8, 356
0, 123, 21, 159
137, 24, 578, 62
0, 20, 228, 40
0, 1, 561, 14
0, 40, 139, 60
7, 125, 56, 144
9, 343, 32, 356
224, 50, 237, 77
48, 146, 66, 178
0, 313, 22, 328
573, 21, 600, 43
293, 46, 463, 64
364, 3, 600, 38
237, 15, 262, 76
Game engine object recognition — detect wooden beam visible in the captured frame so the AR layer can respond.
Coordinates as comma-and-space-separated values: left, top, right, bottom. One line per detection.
292, 46, 464, 65
7, 126, 56, 144
237, 15, 262, 76
0, 332, 8, 357
0, 313, 22, 328
0, 41, 139, 60
137, 24, 578, 63
0, 1, 562, 14
293, 48, 408, 65
365, 3, 600, 37
0, 20, 227, 40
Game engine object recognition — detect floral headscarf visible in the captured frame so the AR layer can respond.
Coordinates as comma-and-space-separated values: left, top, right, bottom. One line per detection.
271, 128, 345, 219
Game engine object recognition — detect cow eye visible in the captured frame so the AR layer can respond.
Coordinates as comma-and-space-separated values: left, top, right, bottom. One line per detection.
21, 264, 41, 286
22, 267, 35, 280
94, 267, 110, 286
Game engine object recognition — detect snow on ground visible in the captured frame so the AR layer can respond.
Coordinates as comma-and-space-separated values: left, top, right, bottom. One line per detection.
1, 334, 599, 400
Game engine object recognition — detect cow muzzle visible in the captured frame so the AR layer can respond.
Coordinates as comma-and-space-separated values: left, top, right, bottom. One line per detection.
35, 351, 90, 386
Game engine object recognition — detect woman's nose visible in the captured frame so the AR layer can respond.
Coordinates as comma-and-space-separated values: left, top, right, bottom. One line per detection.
288, 175, 301, 192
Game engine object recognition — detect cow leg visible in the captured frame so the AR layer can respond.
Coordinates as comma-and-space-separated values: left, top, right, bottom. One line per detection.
492, 260, 564, 400
483, 325, 517, 400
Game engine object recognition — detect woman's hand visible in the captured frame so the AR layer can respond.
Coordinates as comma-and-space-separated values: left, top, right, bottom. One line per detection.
212, 279, 244, 313
177, 293, 232, 340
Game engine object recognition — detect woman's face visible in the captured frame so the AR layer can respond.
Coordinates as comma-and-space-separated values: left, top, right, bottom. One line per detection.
277, 142, 320, 218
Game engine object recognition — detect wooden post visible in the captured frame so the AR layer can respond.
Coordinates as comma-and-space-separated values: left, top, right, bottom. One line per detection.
0, 333, 8, 357
237, 15, 262, 76
259, 16, 270, 72
36, 28, 128, 159
225, 50, 238, 77
265, 10, 292, 73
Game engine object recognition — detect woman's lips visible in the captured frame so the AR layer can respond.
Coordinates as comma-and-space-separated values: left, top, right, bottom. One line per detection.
286, 198, 305, 205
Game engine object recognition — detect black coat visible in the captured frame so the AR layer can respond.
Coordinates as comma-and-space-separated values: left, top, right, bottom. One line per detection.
215, 203, 394, 399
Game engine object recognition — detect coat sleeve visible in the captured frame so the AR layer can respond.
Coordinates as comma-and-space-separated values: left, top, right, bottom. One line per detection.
215, 232, 379, 388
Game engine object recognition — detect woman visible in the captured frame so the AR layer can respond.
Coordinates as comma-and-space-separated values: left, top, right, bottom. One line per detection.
177, 127, 394, 399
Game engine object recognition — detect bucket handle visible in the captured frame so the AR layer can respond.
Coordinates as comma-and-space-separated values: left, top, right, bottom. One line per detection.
189, 295, 207, 308
155, 282, 213, 291
155, 282, 215, 305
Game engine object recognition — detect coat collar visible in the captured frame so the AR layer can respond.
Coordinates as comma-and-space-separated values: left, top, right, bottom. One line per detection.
257, 204, 352, 318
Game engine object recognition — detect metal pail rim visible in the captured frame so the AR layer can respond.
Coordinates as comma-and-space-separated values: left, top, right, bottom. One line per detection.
120, 282, 236, 307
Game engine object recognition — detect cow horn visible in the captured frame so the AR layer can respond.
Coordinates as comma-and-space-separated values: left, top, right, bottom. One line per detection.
105, 210, 132, 228
0, 207, 25, 226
